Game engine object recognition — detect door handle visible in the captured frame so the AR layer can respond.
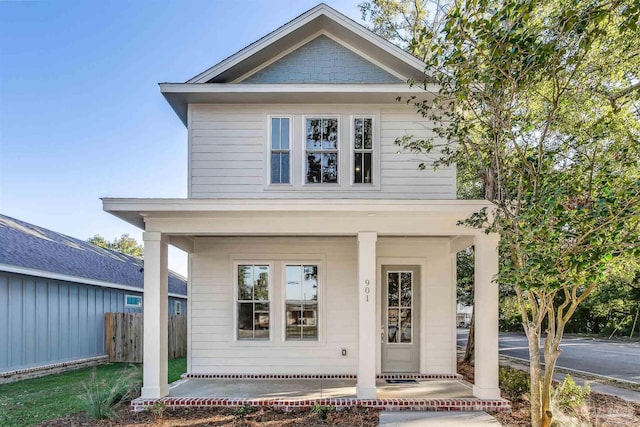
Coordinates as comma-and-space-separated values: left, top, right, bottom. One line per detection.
381, 325, 385, 343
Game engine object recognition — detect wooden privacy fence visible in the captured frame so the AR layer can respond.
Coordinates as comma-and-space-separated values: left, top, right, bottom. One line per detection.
105, 312, 187, 363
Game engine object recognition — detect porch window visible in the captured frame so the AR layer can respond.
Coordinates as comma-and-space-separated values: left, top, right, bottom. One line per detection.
305, 118, 338, 184
285, 264, 318, 340
353, 117, 373, 184
270, 117, 290, 184
237, 264, 270, 340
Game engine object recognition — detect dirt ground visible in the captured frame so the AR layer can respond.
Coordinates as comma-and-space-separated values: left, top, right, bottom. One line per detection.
457, 359, 640, 427
37, 360, 640, 426
37, 406, 378, 427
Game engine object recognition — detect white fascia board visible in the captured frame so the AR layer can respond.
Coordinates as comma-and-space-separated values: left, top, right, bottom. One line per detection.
186, 4, 427, 84
103, 197, 491, 213
187, 4, 327, 83
320, 6, 427, 73
160, 82, 438, 125
0, 264, 187, 300
160, 83, 437, 94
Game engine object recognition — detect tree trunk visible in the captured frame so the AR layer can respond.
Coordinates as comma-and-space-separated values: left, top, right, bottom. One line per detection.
526, 325, 543, 427
541, 349, 560, 427
464, 308, 475, 363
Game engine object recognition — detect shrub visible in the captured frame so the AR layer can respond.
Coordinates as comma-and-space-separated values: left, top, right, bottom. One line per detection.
499, 367, 530, 400
78, 367, 141, 420
552, 375, 590, 410
311, 402, 335, 420
151, 400, 167, 419
230, 403, 256, 418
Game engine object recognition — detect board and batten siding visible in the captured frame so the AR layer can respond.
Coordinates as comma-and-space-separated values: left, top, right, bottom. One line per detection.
188, 104, 455, 199
0, 271, 186, 373
188, 236, 455, 375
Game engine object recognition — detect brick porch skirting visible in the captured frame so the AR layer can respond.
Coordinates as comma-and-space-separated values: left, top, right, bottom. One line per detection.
131, 396, 511, 413
182, 373, 463, 380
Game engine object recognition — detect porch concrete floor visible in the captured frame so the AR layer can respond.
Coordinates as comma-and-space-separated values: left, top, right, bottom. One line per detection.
169, 379, 474, 400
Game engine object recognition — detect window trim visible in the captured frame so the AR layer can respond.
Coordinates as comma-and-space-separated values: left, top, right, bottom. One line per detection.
349, 114, 380, 189
351, 115, 375, 185
125, 294, 142, 308
233, 261, 274, 342
385, 270, 414, 345
282, 263, 320, 342
302, 115, 341, 186
267, 115, 293, 186
280, 260, 324, 343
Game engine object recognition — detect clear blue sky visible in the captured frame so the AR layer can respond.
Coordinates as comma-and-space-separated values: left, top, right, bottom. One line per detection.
0, 0, 363, 275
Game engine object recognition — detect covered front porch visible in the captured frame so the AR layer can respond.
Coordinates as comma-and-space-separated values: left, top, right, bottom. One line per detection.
131, 375, 510, 412
103, 198, 505, 408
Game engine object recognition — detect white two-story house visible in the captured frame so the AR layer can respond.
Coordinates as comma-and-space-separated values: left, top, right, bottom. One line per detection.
104, 3, 501, 404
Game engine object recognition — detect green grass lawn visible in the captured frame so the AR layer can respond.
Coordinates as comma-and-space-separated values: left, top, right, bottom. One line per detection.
0, 357, 186, 427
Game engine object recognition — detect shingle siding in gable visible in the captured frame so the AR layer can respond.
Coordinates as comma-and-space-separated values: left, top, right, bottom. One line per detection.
241, 35, 402, 84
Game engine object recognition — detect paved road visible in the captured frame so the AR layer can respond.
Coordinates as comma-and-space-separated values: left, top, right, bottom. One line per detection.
457, 330, 640, 384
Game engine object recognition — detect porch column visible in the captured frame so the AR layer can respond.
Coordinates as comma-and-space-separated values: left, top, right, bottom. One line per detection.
473, 233, 501, 399
357, 231, 377, 399
141, 231, 169, 398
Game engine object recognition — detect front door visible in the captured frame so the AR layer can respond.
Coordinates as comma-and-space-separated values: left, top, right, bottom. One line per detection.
381, 265, 420, 372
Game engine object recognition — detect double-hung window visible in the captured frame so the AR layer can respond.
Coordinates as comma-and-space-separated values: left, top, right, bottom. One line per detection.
353, 117, 374, 184
237, 264, 270, 340
285, 264, 319, 340
270, 117, 290, 184
305, 118, 338, 184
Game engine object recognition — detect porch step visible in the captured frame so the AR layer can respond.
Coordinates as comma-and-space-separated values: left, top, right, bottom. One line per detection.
181, 373, 463, 380
131, 396, 511, 413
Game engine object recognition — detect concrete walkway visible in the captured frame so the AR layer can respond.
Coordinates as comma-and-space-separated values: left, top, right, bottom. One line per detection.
379, 411, 500, 426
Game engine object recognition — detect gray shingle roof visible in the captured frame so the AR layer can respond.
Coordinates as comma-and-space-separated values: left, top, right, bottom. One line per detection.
0, 214, 187, 296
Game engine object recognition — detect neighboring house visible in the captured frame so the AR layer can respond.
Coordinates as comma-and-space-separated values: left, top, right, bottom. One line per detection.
104, 4, 500, 401
0, 214, 187, 377
457, 303, 473, 328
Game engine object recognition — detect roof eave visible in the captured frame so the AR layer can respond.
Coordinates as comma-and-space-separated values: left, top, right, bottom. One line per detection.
160, 83, 438, 126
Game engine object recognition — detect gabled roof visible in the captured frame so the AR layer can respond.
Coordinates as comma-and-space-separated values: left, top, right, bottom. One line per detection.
0, 214, 187, 297
160, 4, 435, 125
187, 3, 427, 84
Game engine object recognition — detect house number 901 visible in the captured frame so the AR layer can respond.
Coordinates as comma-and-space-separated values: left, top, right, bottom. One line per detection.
364, 279, 370, 302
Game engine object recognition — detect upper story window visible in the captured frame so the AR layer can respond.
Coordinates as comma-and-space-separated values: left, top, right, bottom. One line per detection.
270, 117, 290, 184
305, 118, 338, 184
353, 117, 373, 184
237, 264, 271, 340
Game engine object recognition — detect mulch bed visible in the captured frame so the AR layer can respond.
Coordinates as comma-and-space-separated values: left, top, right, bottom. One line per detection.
37, 360, 640, 426
37, 406, 378, 426
457, 358, 640, 427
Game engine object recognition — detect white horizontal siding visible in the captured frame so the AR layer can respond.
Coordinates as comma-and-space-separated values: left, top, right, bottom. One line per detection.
187, 236, 456, 376
189, 237, 359, 375
188, 104, 456, 199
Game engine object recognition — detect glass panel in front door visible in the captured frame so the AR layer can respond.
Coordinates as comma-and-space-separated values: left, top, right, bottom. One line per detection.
387, 272, 412, 344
